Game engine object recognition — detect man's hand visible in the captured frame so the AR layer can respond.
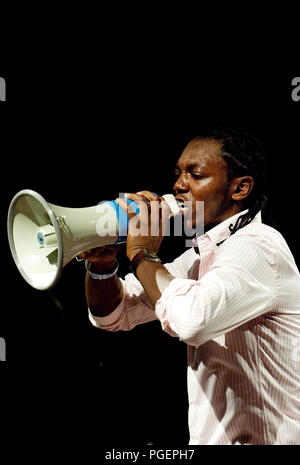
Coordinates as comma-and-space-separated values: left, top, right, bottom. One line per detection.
78, 244, 121, 272
115, 191, 170, 262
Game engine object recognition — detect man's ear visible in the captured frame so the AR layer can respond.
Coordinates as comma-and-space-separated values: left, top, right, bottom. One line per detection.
231, 176, 254, 202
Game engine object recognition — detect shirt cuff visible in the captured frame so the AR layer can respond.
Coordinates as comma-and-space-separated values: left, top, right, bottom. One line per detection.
88, 292, 126, 330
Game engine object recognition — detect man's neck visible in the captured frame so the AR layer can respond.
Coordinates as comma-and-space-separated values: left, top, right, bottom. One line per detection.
204, 205, 242, 233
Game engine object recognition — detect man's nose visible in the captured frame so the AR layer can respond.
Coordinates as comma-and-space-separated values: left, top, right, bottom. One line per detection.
173, 172, 190, 193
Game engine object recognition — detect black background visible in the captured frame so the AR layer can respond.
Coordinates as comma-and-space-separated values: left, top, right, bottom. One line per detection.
1, 39, 299, 453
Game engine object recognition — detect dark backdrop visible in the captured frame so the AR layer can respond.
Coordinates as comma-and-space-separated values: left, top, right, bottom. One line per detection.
1, 54, 299, 451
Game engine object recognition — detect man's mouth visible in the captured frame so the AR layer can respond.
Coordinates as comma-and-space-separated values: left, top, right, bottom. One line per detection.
176, 200, 185, 209
175, 197, 192, 212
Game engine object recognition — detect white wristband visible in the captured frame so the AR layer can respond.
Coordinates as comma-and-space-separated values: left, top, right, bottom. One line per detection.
85, 260, 119, 280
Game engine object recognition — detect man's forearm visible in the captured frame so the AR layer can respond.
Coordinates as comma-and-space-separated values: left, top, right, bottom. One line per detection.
85, 257, 174, 318
135, 260, 175, 307
85, 264, 124, 317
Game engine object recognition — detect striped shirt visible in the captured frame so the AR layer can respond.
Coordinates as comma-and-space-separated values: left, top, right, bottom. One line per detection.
89, 210, 300, 444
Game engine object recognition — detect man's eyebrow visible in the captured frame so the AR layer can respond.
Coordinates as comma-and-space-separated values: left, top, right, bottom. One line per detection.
175, 163, 202, 171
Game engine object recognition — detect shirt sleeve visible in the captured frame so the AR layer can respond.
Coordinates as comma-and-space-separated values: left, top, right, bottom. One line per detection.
88, 247, 199, 331
155, 235, 276, 347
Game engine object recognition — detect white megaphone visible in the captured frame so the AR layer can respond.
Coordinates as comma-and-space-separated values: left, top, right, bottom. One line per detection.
7, 189, 181, 291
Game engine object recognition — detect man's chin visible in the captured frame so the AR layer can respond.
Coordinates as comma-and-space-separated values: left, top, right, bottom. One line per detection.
183, 218, 204, 238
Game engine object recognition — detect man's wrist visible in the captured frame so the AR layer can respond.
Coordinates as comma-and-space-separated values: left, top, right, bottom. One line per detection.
127, 249, 143, 263
128, 247, 157, 262
129, 248, 161, 275
87, 259, 118, 274
86, 260, 119, 280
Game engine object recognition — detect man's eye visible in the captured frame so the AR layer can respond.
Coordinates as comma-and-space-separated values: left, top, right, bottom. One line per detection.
174, 171, 203, 179
191, 173, 203, 179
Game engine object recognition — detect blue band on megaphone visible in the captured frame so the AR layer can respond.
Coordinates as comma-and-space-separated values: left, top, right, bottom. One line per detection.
125, 198, 140, 214
103, 194, 159, 244
103, 198, 140, 243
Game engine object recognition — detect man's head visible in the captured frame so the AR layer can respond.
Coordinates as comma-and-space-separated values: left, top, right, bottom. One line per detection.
173, 127, 267, 233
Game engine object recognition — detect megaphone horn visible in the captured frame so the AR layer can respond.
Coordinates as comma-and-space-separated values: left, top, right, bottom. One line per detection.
7, 190, 180, 291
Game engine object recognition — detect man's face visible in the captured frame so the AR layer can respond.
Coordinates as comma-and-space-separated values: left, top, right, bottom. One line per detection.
173, 138, 238, 231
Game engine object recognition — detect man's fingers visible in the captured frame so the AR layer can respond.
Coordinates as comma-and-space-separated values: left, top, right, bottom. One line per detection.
115, 197, 138, 219
116, 193, 170, 237
117, 194, 169, 215
135, 191, 160, 203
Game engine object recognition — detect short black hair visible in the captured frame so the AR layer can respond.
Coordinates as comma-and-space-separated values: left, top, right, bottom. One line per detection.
194, 126, 273, 240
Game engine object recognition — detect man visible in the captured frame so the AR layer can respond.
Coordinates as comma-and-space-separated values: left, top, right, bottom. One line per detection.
82, 128, 300, 445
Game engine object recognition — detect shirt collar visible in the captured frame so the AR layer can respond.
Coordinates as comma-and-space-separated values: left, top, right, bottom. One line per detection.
193, 209, 262, 251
